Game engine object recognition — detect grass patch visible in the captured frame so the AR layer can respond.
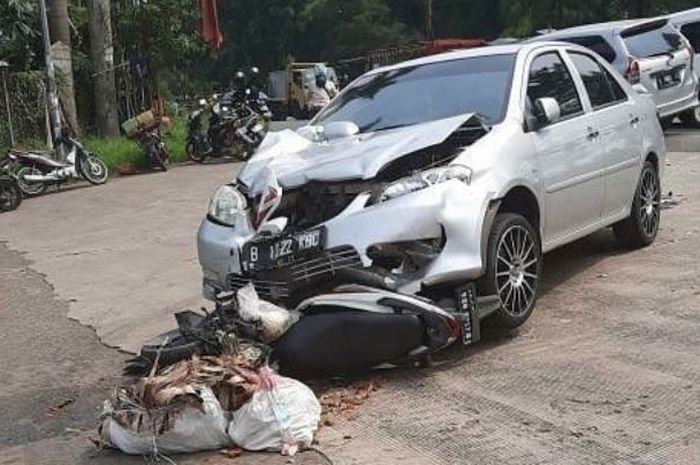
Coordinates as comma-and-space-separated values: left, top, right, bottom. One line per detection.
85, 116, 189, 172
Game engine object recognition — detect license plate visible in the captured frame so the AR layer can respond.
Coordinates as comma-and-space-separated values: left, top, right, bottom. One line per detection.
657, 71, 680, 89
455, 283, 478, 346
241, 228, 325, 271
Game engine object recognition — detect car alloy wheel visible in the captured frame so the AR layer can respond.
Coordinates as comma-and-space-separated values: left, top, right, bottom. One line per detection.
495, 224, 539, 317
638, 166, 660, 238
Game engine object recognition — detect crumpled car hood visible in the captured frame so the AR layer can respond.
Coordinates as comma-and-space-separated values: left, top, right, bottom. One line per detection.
238, 113, 476, 191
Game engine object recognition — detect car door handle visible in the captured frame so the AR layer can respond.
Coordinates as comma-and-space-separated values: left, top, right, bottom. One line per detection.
587, 128, 600, 140
629, 116, 640, 126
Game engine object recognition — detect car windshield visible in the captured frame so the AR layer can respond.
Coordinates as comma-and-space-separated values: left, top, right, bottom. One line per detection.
313, 54, 516, 133
622, 23, 683, 58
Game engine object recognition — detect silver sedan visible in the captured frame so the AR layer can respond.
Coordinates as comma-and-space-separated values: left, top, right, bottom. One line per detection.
198, 42, 665, 330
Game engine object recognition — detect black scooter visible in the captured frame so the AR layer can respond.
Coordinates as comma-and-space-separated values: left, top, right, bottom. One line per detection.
131, 282, 492, 377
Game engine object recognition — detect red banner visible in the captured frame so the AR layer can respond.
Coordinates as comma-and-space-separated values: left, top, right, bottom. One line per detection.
201, 0, 223, 50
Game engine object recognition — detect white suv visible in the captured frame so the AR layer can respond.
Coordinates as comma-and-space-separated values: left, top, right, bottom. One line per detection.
198, 42, 665, 329
533, 18, 699, 124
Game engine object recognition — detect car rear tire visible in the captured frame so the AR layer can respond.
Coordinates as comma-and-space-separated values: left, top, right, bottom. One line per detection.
679, 106, 700, 128
478, 213, 542, 330
613, 161, 660, 249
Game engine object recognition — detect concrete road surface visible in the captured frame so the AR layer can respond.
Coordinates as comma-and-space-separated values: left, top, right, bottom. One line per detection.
0, 130, 698, 464
0, 162, 237, 353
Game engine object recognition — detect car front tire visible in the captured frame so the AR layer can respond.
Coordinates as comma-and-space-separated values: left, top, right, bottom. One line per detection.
613, 161, 660, 249
478, 212, 542, 330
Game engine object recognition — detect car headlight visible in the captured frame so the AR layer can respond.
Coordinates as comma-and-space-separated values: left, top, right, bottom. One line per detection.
377, 165, 472, 203
208, 185, 247, 226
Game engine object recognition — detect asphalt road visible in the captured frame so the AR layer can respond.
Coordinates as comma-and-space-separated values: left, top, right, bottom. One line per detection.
0, 128, 698, 464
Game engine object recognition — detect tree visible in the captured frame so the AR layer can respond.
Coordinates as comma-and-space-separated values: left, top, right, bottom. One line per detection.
87, 0, 119, 137
0, 0, 41, 71
47, 0, 80, 134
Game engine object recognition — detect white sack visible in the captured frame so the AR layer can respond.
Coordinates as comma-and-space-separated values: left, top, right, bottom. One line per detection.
228, 374, 321, 456
103, 387, 231, 455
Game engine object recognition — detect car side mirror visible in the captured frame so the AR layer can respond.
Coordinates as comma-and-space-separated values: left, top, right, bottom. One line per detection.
526, 97, 561, 132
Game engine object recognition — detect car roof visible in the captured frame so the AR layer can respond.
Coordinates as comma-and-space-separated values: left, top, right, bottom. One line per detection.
533, 16, 669, 39
366, 42, 560, 75
667, 7, 700, 25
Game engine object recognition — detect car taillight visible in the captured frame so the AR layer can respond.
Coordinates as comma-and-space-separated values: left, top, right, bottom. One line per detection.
625, 58, 641, 84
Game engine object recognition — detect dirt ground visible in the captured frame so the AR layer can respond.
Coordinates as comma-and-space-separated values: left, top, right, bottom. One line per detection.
0, 132, 698, 464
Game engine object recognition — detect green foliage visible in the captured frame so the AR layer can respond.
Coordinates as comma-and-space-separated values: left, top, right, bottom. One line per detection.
4, 0, 700, 151
0, 0, 41, 70
113, 0, 206, 96
500, 0, 700, 37
85, 116, 188, 171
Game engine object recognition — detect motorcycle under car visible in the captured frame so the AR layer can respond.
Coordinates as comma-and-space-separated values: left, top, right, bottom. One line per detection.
131, 283, 495, 377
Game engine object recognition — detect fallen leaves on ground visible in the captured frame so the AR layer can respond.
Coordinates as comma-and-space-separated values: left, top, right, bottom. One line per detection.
45, 397, 76, 417
314, 377, 384, 427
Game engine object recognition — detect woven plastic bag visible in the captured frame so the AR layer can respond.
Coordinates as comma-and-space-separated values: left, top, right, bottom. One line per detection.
228, 371, 321, 456
101, 387, 231, 455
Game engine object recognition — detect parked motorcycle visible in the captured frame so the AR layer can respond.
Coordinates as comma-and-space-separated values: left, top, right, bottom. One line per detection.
186, 89, 270, 163
131, 117, 170, 171
0, 159, 21, 212
7, 134, 109, 196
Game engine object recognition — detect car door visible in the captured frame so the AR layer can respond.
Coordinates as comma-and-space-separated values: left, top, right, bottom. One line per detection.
525, 51, 605, 246
567, 51, 642, 219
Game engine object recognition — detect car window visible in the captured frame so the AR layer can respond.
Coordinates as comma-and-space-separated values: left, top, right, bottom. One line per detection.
569, 52, 627, 109
559, 35, 617, 63
680, 22, 700, 52
315, 54, 516, 132
527, 52, 583, 120
622, 22, 683, 58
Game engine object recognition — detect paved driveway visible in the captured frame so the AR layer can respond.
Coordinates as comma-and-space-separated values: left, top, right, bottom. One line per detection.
0, 132, 698, 464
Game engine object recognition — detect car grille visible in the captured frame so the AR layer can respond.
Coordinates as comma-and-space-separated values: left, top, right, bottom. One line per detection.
226, 245, 362, 305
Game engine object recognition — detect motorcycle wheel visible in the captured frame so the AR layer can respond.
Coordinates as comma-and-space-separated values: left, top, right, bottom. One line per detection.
159, 146, 170, 171
186, 141, 205, 163
0, 179, 22, 212
147, 144, 168, 171
79, 155, 109, 185
15, 167, 46, 196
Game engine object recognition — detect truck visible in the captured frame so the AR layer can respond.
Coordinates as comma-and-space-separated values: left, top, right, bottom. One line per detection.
267, 63, 339, 120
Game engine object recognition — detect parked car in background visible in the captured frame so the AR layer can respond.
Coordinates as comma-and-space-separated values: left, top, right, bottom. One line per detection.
532, 18, 699, 124
198, 42, 664, 333
669, 7, 700, 126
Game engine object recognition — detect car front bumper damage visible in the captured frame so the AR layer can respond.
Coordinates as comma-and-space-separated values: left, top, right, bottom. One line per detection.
198, 180, 492, 305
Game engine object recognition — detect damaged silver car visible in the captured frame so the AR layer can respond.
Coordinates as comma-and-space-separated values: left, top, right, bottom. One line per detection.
198, 42, 665, 339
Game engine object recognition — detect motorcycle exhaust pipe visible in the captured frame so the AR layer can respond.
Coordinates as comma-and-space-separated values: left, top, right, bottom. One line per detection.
22, 174, 52, 182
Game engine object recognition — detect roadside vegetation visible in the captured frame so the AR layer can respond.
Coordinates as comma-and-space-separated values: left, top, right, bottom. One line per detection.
85, 117, 188, 171
2, 0, 699, 159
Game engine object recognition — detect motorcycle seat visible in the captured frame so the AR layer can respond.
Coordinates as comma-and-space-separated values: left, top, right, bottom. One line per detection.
13, 151, 66, 168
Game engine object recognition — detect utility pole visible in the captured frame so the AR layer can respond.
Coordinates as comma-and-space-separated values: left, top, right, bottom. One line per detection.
37, 0, 62, 153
